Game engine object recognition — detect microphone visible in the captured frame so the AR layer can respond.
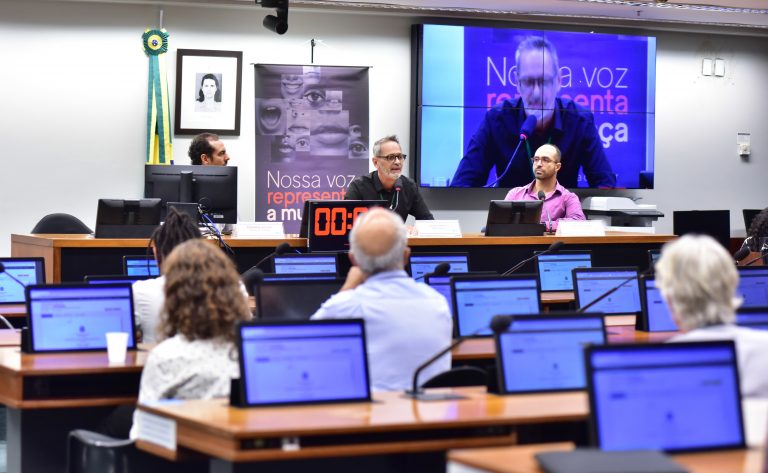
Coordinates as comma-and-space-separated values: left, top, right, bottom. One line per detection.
734, 246, 751, 264
502, 241, 564, 276
414, 262, 450, 282
741, 246, 768, 266
389, 178, 402, 211
484, 115, 537, 188
577, 268, 649, 314
537, 190, 554, 234
243, 242, 292, 273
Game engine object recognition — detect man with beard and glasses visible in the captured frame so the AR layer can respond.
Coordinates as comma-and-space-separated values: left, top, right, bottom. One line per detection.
345, 135, 434, 222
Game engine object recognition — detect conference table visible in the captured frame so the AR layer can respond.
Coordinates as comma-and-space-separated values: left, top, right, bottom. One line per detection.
10, 232, 674, 283
134, 387, 588, 473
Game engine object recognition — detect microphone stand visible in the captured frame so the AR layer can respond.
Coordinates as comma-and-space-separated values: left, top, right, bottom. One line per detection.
502, 242, 564, 276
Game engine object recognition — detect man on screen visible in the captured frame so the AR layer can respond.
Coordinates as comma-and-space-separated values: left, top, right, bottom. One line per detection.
505, 143, 585, 232
188, 132, 230, 166
311, 208, 452, 391
451, 36, 615, 189
345, 135, 434, 222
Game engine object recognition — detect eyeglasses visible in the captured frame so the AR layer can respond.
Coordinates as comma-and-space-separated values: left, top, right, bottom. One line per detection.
518, 77, 556, 90
532, 156, 556, 164
376, 153, 407, 163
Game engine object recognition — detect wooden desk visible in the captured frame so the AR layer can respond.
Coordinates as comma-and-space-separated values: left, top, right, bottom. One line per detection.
449, 442, 765, 473
12, 232, 674, 282
0, 346, 147, 473
135, 388, 588, 473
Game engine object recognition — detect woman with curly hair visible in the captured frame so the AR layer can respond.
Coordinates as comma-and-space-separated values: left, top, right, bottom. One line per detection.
746, 207, 768, 252
130, 239, 250, 437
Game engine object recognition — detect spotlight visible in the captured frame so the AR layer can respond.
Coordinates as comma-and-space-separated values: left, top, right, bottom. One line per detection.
256, 0, 289, 35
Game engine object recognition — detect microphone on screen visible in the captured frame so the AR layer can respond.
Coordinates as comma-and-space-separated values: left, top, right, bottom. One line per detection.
501, 241, 564, 276
414, 262, 450, 282
537, 190, 554, 234
484, 115, 537, 188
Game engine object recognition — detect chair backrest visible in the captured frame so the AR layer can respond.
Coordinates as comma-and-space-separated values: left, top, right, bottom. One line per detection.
421, 366, 488, 389
67, 429, 134, 473
32, 213, 92, 234
672, 210, 730, 249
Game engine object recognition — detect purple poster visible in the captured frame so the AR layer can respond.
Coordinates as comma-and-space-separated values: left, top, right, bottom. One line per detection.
254, 65, 370, 233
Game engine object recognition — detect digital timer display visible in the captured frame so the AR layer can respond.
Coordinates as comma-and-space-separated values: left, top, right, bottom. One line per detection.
305, 200, 387, 252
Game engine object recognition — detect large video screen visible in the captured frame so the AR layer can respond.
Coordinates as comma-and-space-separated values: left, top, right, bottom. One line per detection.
415, 24, 656, 189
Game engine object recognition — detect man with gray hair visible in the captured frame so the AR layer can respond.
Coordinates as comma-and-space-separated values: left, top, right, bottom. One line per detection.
656, 234, 768, 398
452, 36, 615, 188
344, 135, 434, 222
311, 207, 452, 391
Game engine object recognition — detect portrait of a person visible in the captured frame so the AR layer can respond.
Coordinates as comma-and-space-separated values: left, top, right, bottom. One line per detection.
195, 73, 222, 113
451, 36, 616, 189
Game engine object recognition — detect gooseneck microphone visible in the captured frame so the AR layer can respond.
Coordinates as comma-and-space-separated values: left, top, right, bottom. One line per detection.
247, 242, 292, 272
484, 115, 537, 188
577, 268, 649, 314
390, 178, 402, 211
733, 246, 751, 264
740, 247, 768, 266
414, 262, 450, 282
502, 241, 564, 276
537, 190, 554, 234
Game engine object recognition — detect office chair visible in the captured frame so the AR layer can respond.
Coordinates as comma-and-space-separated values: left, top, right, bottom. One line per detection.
67, 429, 134, 473
32, 213, 92, 234
421, 366, 488, 389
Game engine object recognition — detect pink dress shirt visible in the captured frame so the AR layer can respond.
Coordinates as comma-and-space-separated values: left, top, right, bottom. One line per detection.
504, 180, 585, 231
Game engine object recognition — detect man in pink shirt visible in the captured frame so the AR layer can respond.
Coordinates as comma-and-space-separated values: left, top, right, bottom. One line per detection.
504, 143, 585, 232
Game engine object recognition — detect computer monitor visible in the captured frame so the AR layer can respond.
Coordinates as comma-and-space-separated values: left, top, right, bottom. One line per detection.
409, 253, 470, 279
637, 275, 678, 332
123, 256, 159, 277
0, 257, 45, 304
573, 267, 641, 315
586, 341, 745, 452
451, 275, 541, 337
484, 200, 544, 237
144, 164, 238, 224
737, 267, 768, 308
85, 274, 153, 284
424, 271, 497, 316
25, 284, 137, 353
735, 307, 768, 331
272, 254, 338, 276
255, 276, 344, 320
673, 210, 730, 249
236, 319, 371, 406
495, 314, 606, 394
95, 198, 162, 238
535, 251, 592, 292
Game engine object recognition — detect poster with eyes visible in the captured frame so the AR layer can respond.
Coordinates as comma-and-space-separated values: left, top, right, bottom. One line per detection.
254, 65, 370, 234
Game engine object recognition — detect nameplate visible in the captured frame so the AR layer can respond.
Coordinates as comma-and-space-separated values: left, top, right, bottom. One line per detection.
235, 222, 285, 238
136, 406, 177, 452
413, 220, 462, 238
557, 220, 605, 237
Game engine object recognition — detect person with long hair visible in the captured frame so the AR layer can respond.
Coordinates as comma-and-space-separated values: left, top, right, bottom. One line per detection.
746, 207, 768, 252
195, 73, 222, 112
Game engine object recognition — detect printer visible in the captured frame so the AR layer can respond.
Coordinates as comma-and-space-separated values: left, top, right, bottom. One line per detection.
582, 197, 664, 230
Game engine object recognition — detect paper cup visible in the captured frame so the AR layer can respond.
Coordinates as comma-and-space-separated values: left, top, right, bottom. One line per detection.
105, 332, 129, 363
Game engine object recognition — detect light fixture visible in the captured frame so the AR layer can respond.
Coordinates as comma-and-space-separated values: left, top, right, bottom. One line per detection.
256, 0, 288, 35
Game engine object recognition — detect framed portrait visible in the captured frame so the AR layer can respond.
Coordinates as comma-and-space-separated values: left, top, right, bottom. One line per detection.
175, 49, 242, 135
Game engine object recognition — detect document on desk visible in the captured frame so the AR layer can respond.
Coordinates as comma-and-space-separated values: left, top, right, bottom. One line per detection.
136, 404, 178, 452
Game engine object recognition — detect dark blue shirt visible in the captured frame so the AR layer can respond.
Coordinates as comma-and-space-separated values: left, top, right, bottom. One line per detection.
451, 98, 616, 189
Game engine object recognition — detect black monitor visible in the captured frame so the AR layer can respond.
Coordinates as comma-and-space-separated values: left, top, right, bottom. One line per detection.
94, 198, 162, 238
484, 200, 544, 236
144, 165, 238, 224
255, 277, 344, 320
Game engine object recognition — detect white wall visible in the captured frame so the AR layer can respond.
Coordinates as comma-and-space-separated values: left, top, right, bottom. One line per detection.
2, 0, 768, 256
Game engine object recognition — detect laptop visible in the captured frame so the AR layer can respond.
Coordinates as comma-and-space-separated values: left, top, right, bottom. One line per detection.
735, 307, 768, 331
573, 267, 641, 315
736, 267, 768, 308
636, 275, 678, 332
495, 314, 606, 394
424, 271, 497, 316
408, 253, 470, 280
255, 276, 344, 320
0, 257, 45, 304
585, 341, 745, 452
236, 319, 371, 406
535, 251, 592, 292
25, 283, 137, 353
272, 253, 338, 276
451, 275, 541, 337
85, 274, 153, 284
123, 255, 159, 276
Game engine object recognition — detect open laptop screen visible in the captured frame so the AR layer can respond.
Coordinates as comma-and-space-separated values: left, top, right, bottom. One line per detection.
639, 276, 678, 332
496, 314, 605, 393
735, 307, 768, 331
586, 341, 744, 452
26, 284, 137, 352
237, 320, 371, 406
123, 256, 159, 276
452, 275, 541, 337
85, 275, 153, 284
255, 277, 344, 320
737, 267, 768, 308
409, 253, 470, 279
272, 254, 338, 275
0, 257, 45, 304
536, 251, 592, 292
573, 268, 641, 315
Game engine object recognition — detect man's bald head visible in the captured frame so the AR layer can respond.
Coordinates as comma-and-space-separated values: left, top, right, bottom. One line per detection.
349, 208, 409, 274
